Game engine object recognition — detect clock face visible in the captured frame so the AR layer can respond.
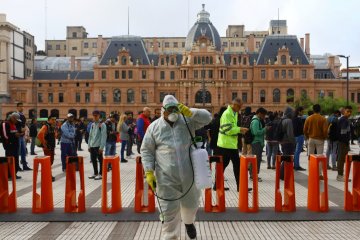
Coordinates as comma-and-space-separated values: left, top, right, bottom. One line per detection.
201, 42, 206, 48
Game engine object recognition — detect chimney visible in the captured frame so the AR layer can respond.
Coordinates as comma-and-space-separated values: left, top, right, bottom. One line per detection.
153, 38, 159, 53
76, 59, 81, 71
247, 34, 255, 52
300, 38, 304, 50
70, 56, 75, 71
0, 14, 6, 22
328, 56, 335, 68
305, 33, 310, 57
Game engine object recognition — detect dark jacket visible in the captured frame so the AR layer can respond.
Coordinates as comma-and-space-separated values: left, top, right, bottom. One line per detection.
2, 121, 19, 150
30, 123, 38, 137
337, 116, 351, 144
292, 116, 304, 137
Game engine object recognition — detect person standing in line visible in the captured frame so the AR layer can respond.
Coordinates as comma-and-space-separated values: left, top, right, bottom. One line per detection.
293, 106, 306, 171
76, 117, 85, 151
280, 106, 296, 155
125, 112, 135, 157
105, 114, 118, 156
240, 106, 253, 155
208, 107, 227, 156
151, 108, 161, 122
303, 104, 328, 179
29, 118, 38, 155
336, 105, 352, 182
37, 115, 57, 181
117, 114, 130, 163
16, 102, 31, 170
217, 98, 249, 191
326, 110, 341, 170
265, 112, 280, 169
136, 107, 151, 154
88, 110, 107, 180
60, 113, 77, 172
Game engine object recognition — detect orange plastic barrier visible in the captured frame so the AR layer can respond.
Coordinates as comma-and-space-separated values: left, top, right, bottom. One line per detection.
134, 156, 155, 213
307, 154, 328, 212
0, 157, 16, 213
344, 154, 360, 211
65, 156, 85, 213
275, 155, 296, 212
239, 155, 258, 213
32, 156, 54, 213
102, 155, 122, 213
205, 155, 225, 212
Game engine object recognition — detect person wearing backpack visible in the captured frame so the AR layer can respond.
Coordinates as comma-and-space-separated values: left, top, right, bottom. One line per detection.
265, 112, 280, 169
280, 106, 296, 155
88, 110, 107, 180
60, 113, 76, 172
1, 112, 23, 179
37, 115, 57, 181
292, 106, 306, 171
326, 110, 341, 170
240, 107, 253, 155
249, 107, 269, 182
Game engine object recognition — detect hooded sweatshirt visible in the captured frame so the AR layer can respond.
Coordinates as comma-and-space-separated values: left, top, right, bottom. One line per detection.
281, 107, 295, 144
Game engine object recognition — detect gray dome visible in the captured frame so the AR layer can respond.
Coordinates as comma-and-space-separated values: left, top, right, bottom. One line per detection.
185, 4, 221, 51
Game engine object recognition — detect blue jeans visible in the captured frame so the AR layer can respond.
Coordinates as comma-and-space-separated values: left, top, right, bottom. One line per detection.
61, 142, 77, 171
121, 140, 128, 160
266, 142, 279, 167
328, 140, 338, 168
18, 137, 27, 165
294, 135, 304, 168
105, 141, 116, 156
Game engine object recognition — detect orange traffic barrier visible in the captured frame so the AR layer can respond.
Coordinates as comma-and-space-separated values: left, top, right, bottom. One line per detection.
239, 155, 258, 213
102, 155, 122, 213
134, 156, 155, 213
344, 154, 360, 211
307, 154, 328, 212
32, 156, 54, 213
65, 156, 85, 213
205, 155, 225, 212
275, 155, 296, 212
0, 157, 16, 213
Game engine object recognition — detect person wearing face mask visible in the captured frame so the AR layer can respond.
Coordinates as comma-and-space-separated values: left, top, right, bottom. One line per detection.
141, 95, 212, 240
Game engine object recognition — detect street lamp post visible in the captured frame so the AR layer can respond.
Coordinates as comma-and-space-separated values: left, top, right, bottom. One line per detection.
337, 55, 350, 105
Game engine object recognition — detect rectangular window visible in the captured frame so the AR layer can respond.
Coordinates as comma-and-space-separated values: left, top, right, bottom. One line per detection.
47, 44, 52, 50
64, 45, 66, 50
72, 47, 77, 51
122, 70, 126, 79
173, 42, 178, 48
242, 92, 248, 103
161, 58, 165, 65
72, 32, 77, 38
92, 42, 97, 48
115, 70, 119, 79
76, 92, 80, 103
160, 71, 165, 80
236, 42, 239, 47
232, 92, 238, 100
261, 70, 266, 79
48, 93, 53, 103
194, 70, 198, 79
232, 70, 238, 80
165, 42, 169, 48
231, 42, 234, 47
222, 42, 228, 47
128, 70, 133, 79
274, 70, 279, 79
208, 70, 213, 79
288, 70, 293, 79
281, 70, 286, 79
329, 92, 334, 99
170, 71, 175, 80
182, 42, 185, 48
59, 93, 64, 103
142, 70, 147, 79
85, 93, 90, 103
84, 42, 89, 48
38, 93, 43, 103
201, 69, 205, 79
256, 41, 260, 48
351, 93, 355, 102
301, 70, 307, 79
242, 70, 247, 79
357, 93, 360, 103
56, 44, 60, 50
101, 70, 106, 79
170, 58, 175, 65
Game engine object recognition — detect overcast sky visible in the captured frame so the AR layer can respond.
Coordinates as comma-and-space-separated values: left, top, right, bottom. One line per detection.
2, 0, 359, 67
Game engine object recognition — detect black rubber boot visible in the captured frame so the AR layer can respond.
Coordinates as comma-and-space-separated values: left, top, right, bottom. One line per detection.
185, 224, 197, 239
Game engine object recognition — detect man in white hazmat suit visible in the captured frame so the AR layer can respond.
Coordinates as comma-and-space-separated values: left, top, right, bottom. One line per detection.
141, 95, 212, 240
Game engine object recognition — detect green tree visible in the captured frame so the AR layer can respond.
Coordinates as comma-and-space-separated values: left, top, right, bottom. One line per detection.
317, 97, 357, 115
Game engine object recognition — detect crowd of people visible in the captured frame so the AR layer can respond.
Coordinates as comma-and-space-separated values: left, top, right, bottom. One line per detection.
0, 99, 359, 239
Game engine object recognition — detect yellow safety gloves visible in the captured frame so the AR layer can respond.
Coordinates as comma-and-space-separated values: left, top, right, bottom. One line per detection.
145, 170, 157, 191
178, 103, 192, 117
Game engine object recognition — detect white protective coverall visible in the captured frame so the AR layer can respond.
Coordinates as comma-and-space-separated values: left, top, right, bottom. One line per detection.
141, 96, 212, 240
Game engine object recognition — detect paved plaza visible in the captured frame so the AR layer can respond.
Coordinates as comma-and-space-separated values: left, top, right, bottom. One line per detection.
0, 142, 359, 239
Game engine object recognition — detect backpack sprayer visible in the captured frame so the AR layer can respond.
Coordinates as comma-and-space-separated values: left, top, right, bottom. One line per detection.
153, 113, 212, 223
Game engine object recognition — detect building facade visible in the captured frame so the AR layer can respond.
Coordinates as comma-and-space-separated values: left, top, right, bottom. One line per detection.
1, 5, 358, 120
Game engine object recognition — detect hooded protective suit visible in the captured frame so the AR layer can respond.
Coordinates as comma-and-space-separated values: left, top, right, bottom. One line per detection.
141, 95, 212, 240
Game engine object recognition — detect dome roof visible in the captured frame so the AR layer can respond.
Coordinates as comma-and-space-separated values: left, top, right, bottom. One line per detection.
185, 4, 221, 51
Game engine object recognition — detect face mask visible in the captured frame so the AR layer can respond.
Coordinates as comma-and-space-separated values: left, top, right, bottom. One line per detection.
167, 113, 179, 122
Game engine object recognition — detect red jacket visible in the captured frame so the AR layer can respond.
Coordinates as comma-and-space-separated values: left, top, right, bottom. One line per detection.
136, 113, 151, 140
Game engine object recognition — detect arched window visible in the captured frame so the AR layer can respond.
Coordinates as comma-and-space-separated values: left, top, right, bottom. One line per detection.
287, 88, 294, 103
28, 109, 36, 119
101, 90, 107, 104
195, 90, 211, 104
273, 89, 280, 103
39, 109, 48, 118
68, 109, 77, 118
281, 55, 286, 65
113, 89, 121, 103
206, 56, 209, 64
79, 109, 88, 118
50, 109, 59, 118
194, 57, 197, 65
209, 57, 213, 64
301, 89, 307, 98
201, 57, 205, 64
141, 90, 147, 104
260, 90, 266, 103
121, 56, 127, 65
127, 89, 135, 103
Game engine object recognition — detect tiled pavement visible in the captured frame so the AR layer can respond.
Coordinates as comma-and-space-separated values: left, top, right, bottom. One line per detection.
0, 142, 359, 239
